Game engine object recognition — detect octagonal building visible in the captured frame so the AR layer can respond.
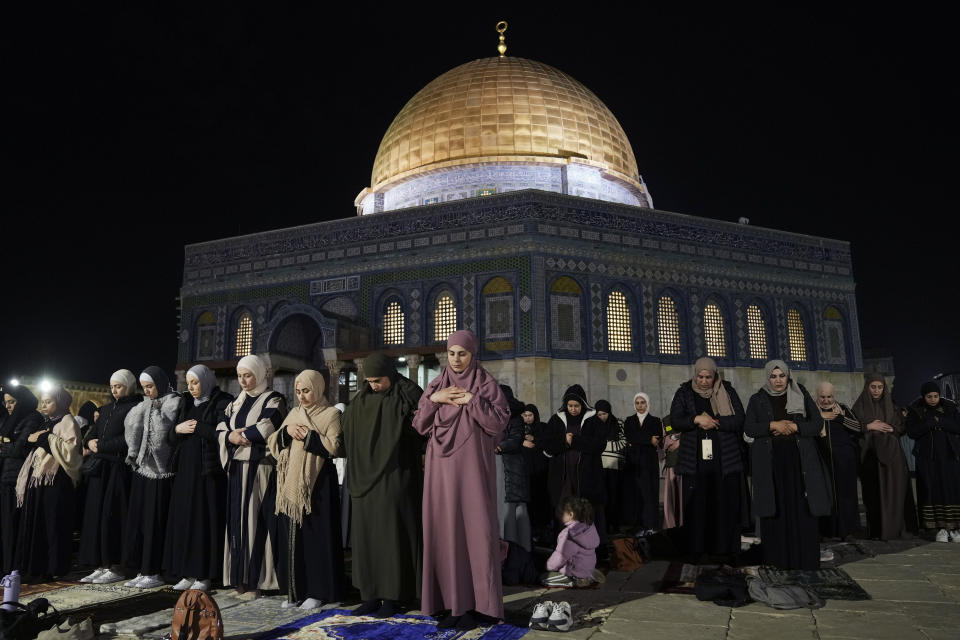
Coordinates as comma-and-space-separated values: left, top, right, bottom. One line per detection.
177, 46, 863, 414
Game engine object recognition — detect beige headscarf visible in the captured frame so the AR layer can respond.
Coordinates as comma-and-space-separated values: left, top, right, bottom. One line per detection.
267, 370, 343, 525
691, 357, 735, 416
16, 386, 82, 507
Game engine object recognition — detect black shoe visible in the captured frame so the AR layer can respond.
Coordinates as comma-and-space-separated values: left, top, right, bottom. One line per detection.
456, 611, 480, 631
436, 614, 460, 629
353, 598, 381, 616
374, 599, 400, 618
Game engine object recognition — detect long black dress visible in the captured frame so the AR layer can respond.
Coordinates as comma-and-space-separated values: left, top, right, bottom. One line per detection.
907, 398, 960, 531
274, 429, 345, 604
163, 388, 232, 582
15, 422, 78, 578
0, 387, 42, 573
818, 404, 862, 539
78, 393, 140, 568
623, 413, 663, 531
670, 380, 747, 559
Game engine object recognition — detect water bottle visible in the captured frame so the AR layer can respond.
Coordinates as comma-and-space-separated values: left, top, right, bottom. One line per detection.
1, 570, 20, 611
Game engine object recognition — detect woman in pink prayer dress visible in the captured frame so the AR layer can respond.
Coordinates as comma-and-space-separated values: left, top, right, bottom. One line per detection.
413, 330, 511, 632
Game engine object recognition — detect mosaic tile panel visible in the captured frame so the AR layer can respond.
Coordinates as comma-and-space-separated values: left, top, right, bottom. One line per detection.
591, 282, 604, 352
846, 292, 864, 369
775, 299, 788, 361
689, 291, 703, 358
533, 256, 547, 352
462, 275, 476, 332
734, 297, 747, 360
642, 283, 656, 355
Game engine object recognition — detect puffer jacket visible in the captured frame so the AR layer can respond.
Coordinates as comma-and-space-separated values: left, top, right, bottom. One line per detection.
670, 380, 745, 477
498, 416, 530, 502
125, 392, 181, 479
547, 520, 600, 579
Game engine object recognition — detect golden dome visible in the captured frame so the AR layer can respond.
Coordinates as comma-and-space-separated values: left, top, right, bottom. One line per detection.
370, 56, 641, 191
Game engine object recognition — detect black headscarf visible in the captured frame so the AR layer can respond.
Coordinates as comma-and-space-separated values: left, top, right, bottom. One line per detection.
1, 385, 39, 434
559, 384, 590, 434
363, 352, 397, 381
78, 400, 98, 424
523, 403, 541, 424
141, 365, 173, 397
500, 384, 525, 419
920, 380, 941, 397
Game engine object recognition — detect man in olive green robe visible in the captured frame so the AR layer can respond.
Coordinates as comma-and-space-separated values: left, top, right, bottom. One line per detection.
342, 352, 424, 617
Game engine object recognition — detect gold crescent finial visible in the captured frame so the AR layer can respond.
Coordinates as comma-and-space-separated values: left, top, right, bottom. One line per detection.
496, 21, 508, 57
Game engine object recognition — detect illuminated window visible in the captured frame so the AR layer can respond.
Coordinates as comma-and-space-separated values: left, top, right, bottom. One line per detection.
383, 300, 404, 346
704, 303, 726, 358
235, 313, 252, 357
478, 187, 497, 196
434, 293, 457, 342
607, 291, 632, 351
657, 296, 681, 356
746, 305, 768, 360
787, 308, 807, 362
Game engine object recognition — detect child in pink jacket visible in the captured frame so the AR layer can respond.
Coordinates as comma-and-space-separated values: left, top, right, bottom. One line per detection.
543, 497, 602, 587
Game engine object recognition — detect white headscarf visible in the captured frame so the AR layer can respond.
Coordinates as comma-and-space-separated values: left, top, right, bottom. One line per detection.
634, 391, 650, 422
234, 354, 269, 409
110, 369, 138, 396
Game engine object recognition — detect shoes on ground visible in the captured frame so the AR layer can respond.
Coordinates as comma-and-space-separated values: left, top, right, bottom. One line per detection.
352, 598, 381, 616
189, 579, 210, 591
542, 573, 574, 588
281, 599, 300, 609
547, 600, 573, 632
529, 600, 554, 629
820, 549, 835, 562
949, 530, 960, 543
137, 575, 164, 589
936, 529, 950, 543
90, 570, 124, 584
172, 578, 193, 591
81, 568, 106, 583
300, 598, 325, 610
123, 573, 144, 587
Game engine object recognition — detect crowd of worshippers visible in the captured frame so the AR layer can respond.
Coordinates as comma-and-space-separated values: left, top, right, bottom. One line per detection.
1, 334, 958, 630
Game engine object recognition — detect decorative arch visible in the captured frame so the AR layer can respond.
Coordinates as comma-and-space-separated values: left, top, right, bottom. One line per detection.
195, 310, 217, 361
656, 289, 685, 357
606, 286, 633, 352
481, 276, 514, 351
550, 275, 584, 352
702, 298, 728, 359
381, 295, 405, 346
263, 303, 337, 356
745, 300, 771, 361
823, 305, 848, 365
786, 305, 809, 364
232, 308, 254, 358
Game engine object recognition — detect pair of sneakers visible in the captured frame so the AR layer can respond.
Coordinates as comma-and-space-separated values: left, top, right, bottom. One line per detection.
172, 577, 211, 591
935, 529, 960, 543
529, 600, 572, 632
123, 574, 164, 589
81, 568, 124, 584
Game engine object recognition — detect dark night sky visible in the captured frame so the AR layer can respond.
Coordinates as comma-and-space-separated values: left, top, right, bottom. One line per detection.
3, 6, 956, 405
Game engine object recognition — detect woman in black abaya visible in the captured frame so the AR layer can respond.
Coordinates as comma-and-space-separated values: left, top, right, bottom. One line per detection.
0, 384, 43, 574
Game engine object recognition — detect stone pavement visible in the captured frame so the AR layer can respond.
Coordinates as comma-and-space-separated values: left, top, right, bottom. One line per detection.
500, 540, 960, 640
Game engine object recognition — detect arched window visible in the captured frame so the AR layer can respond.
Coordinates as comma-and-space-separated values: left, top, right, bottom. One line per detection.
551, 276, 582, 351
235, 312, 253, 358
482, 277, 514, 351
606, 290, 632, 352
824, 305, 847, 365
746, 304, 768, 360
433, 292, 457, 342
787, 308, 807, 362
703, 302, 726, 358
196, 311, 217, 360
657, 295, 681, 356
383, 299, 405, 346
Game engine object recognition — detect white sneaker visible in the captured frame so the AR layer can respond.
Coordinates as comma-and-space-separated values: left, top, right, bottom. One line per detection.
529, 600, 554, 629
950, 530, 960, 543
299, 598, 323, 610
92, 570, 125, 584
820, 549, 835, 562
123, 573, 144, 587
189, 580, 211, 591
136, 575, 164, 589
81, 568, 107, 583
281, 599, 300, 609
936, 529, 949, 543
172, 578, 193, 591
547, 600, 573, 632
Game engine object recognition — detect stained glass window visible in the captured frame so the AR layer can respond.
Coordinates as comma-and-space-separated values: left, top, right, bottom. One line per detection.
607, 291, 632, 351
788, 308, 807, 362
383, 300, 404, 345
235, 313, 252, 357
658, 296, 681, 355
704, 303, 726, 358
747, 305, 768, 360
434, 293, 457, 342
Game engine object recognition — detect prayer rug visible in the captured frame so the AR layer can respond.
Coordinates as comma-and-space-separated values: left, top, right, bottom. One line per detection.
757, 567, 871, 601
141, 595, 323, 639
658, 563, 758, 595
99, 591, 246, 636
18, 580, 79, 597
20, 582, 162, 611
259, 609, 529, 640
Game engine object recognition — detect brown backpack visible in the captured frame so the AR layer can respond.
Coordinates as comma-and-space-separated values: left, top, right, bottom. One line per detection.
609, 536, 644, 572
170, 589, 223, 640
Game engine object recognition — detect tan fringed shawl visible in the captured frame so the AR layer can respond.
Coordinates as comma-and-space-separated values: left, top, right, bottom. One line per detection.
15, 414, 82, 507
267, 370, 343, 525
691, 357, 735, 416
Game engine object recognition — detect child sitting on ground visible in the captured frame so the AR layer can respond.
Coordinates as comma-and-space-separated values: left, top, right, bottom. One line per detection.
542, 496, 604, 588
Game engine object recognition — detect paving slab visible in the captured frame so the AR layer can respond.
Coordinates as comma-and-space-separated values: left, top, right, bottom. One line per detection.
814, 609, 928, 640
600, 618, 729, 639
728, 609, 818, 640
854, 578, 952, 603
608, 593, 730, 626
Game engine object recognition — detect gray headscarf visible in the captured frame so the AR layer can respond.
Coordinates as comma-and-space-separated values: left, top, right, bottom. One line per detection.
187, 364, 218, 406
763, 359, 806, 417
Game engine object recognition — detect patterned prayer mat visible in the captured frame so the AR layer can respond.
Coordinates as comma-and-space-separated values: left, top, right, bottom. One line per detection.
757, 566, 871, 601
259, 609, 529, 640
98, 591, 246, 636
658, 563, 758, 595
18, 580, 79, 597
141, 595, 330, 639
20, 582, 163, 611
